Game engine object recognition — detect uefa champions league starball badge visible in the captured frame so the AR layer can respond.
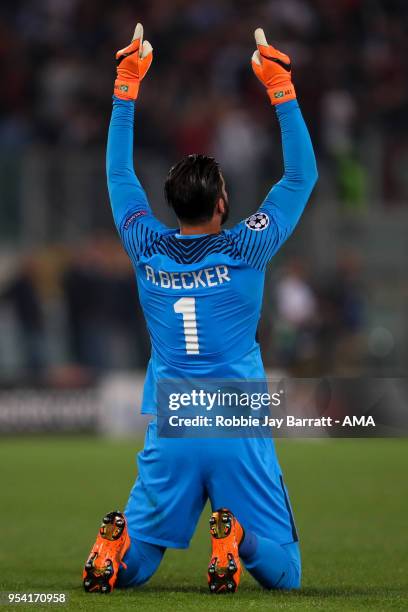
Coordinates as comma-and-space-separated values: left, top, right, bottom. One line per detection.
245, 212, 270, 231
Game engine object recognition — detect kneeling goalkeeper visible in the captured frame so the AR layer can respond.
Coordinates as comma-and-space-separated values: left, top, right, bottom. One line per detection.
83, 23, 317, 594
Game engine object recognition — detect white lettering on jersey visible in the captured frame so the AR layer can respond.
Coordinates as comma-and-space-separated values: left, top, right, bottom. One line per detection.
216, 265, 230, 283
145, 265, 231, 289
181, 273, 194, 289
159, 270, 171, 288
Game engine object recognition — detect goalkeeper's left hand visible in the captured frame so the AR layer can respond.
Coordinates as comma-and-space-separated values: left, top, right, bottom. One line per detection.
114, 22, 153, 101
251, 28, 296, 106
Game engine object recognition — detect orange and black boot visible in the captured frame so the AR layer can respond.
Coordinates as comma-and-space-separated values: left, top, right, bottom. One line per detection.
83, 511, 130, 594
208, 508, 244, 593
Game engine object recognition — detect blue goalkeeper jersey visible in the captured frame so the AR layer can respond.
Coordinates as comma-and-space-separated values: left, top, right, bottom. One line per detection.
107, 97, 317, 414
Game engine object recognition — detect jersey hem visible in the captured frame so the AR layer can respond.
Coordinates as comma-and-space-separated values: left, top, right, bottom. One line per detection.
126, 528, 190, 549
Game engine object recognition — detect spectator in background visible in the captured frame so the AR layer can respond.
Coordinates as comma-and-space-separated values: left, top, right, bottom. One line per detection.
102, 244, 150, 370
63, 234, 149, 371
316, 251, 365, 374
212, 102, 267, 218
0, 256, 46, 375
321, 87, 365, 208
63, 237, 108, 370
272, 258, 318, 374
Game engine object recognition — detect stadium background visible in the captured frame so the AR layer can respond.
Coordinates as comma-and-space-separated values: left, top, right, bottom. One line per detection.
1, 0, 407, 384
0, 1, 407, 609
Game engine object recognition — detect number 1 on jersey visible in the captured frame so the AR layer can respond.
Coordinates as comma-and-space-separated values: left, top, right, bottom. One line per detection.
174, 297, 200, 355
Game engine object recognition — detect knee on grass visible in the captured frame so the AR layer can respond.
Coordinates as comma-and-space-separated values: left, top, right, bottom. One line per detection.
240, 536, 301, 591
117, 539, 165, 588
244, 558, 301, 591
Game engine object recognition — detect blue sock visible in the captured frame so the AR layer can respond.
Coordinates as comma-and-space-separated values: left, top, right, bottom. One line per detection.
239, 529, 258, 558
239, 531, 301, 590
117, 538, 165, 588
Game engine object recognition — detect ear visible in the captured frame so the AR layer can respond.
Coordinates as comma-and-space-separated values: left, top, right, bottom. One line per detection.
216, 197, 226, 217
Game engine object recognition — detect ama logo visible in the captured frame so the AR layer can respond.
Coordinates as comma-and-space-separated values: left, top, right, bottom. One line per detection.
342, 416, 376, 427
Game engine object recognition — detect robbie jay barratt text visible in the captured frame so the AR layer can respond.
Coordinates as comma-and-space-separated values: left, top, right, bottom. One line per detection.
166, 415, 376, 428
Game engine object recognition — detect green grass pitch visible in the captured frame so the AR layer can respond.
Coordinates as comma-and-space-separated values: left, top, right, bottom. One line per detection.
1, 436, 407, 611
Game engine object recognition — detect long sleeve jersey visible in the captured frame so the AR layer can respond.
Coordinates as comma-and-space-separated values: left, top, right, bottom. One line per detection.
107, 97, 317, 414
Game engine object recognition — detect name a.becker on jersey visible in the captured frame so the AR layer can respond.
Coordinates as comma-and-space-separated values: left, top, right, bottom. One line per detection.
144, 264, 231, 289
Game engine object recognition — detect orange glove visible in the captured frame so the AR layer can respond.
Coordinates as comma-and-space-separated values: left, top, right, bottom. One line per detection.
114, 23, 153, 100
251, 28, 296, 106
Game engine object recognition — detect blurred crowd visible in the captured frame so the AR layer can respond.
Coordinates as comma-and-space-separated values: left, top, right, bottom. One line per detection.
1, 0, 408, 202
1, 236, 392, 384
0, 236, 149, 383
0, 0, 406, 383
261, 254, 366, 376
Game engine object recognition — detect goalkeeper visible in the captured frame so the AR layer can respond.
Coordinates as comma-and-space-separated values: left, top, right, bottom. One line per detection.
83, 24, 317, 594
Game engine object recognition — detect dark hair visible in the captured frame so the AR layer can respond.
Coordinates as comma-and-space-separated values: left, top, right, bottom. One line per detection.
164, 154, 223, 224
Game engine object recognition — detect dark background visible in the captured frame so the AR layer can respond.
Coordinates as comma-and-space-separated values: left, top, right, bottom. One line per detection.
0, 0, 407, 386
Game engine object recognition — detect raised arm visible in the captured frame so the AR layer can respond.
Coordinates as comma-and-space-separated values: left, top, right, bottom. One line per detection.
231, 29, 318, 270
107, 97, 150, 231
106, 23, 161, 235
253, 27, 317, 233
261, 98, 317, 238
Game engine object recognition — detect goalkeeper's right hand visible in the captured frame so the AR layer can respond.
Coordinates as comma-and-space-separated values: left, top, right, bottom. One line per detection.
114, 22, 153, 101
251, 28, 296, 106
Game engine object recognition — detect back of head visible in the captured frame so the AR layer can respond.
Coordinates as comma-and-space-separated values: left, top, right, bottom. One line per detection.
164, 154, 223, 226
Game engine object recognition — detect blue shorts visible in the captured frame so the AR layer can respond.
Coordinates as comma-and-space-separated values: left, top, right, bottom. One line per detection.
125, 419, 298, 549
